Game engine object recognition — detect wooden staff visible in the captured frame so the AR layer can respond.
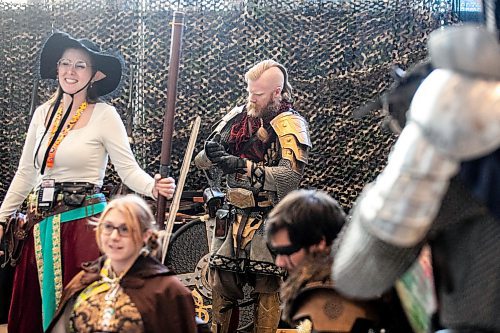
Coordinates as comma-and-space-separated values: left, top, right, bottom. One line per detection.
157, 11, 185, 227
161, 116, 201, 263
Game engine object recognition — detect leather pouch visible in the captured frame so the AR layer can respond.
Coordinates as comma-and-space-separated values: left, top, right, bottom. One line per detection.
226, 188, 255, 209
62, 186, 87, 207
215, 208, 231, 239
2, 211, 29, 267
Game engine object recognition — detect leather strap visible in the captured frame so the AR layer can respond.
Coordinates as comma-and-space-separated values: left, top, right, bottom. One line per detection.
235, 210, 250, 258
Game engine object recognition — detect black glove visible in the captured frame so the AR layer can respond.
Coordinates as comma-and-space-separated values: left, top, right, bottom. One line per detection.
205, 134, 247, 174
205, 134, 227, 163
216, 155, 247, 174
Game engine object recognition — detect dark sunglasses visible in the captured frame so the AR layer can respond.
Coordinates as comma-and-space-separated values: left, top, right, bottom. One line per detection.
268, 243, 303, 256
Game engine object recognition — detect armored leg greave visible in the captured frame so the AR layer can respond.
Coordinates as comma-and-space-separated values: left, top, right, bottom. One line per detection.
211, 289, 234, 333
253, 292, 281, 333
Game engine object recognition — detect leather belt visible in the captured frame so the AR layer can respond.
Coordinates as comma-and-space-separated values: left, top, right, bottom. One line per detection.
49, 194, 106, 217
55, 182, 101, 194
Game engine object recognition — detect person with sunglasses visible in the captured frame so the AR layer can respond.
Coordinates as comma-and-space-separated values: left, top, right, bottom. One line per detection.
45, 194, 196, 333
0, 32, 175, 333
265, 189, 382, 333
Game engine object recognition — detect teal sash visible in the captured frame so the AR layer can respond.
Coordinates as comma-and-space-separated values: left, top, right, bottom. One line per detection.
34, 193, 106, 330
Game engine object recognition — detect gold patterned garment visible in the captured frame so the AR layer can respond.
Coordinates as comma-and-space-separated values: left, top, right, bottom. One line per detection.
70, 259, 144, 333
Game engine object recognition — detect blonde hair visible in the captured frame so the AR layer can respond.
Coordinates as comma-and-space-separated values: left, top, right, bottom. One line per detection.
245, 59, 293, 102
96, 195, 156, 251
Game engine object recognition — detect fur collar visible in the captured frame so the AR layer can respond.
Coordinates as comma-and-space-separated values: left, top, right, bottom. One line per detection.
280, 251, 334, 323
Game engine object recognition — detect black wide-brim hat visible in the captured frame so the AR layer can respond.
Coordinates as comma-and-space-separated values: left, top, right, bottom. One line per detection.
39, 32, 122, 97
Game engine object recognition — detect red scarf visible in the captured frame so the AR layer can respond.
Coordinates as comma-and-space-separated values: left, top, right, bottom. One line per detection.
228, 101, 292, 162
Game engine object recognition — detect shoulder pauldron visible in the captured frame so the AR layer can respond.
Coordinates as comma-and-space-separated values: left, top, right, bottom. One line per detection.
270, 111, 312, 173
212, 105, 244, 134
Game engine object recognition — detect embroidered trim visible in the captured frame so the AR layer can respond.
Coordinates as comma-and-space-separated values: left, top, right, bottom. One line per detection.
250, 162, 265, 189
34, 213, 63, 325
34, 223, 44, 293
209, 254, 241, 272
53, 214, 62, 306
246, 259, 283, 276
72, 259, 142, 332
209, 254, 283, 276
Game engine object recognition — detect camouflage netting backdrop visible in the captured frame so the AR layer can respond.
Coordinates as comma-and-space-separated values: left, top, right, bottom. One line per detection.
0, 0, 459, 212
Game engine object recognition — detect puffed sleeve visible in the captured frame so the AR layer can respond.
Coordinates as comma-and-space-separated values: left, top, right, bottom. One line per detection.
0, 104, 48, 220
98, 104, 155, 197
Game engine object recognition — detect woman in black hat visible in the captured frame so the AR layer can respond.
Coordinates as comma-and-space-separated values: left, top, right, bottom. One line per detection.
0, 32, 176, 333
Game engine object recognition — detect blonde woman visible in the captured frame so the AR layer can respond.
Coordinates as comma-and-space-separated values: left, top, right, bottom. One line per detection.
47, 194, 196, 333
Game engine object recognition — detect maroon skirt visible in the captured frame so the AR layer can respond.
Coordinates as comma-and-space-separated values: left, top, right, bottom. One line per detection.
8, 216, 100, 333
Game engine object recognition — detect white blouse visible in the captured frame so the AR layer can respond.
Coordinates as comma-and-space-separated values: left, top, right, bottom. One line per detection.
0, 102, 154, 220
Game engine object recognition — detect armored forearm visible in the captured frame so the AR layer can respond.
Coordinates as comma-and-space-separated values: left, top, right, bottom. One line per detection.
355, 123, 459, 247
332, 216, 423, 299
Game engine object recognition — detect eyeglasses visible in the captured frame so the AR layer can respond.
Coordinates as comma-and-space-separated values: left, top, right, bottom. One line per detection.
99, 222, 130, 237
57, 58, 92, 72
267, 243, 302, 256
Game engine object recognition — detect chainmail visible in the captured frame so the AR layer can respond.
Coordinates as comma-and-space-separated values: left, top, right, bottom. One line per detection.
272, 160, 303, 202
333, 178, 500, 331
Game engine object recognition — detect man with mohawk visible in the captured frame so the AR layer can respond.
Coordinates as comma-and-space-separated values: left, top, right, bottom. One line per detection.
195, 59, 311, 333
